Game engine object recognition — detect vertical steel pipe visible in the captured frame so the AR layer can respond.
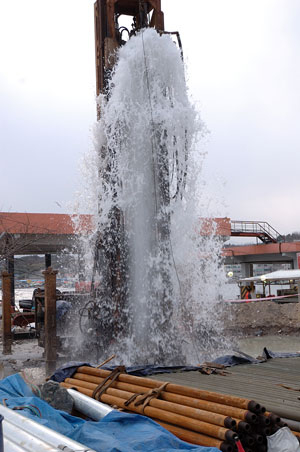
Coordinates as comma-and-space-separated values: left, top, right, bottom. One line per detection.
43, 267, 58, 376
2, 271, 12, 354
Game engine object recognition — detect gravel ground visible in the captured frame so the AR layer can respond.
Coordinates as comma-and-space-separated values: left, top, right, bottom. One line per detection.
224, 299, 300, 336
0, 338, 45, 380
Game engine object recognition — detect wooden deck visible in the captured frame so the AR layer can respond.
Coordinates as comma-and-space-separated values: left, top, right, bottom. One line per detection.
150, 357, 300, 422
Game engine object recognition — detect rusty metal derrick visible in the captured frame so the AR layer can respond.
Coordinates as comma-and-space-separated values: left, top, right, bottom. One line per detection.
94, 0, 164, 101
91, 1, 186, 358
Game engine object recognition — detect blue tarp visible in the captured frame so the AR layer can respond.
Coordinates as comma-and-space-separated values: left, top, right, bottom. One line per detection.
0, 374, 220, 452
50, 353, 263, 383
51, 362, 203, 382
50, 361, 91, 383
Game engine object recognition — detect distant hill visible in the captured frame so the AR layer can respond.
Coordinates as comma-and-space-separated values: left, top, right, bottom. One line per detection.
0, 254, 78, 280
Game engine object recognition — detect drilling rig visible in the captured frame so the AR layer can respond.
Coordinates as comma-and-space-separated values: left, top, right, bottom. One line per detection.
94, 0, 164, 101
87, 0, 185, 361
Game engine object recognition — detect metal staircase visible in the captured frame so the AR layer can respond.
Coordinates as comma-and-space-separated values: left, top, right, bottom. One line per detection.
231, 221, 283, 244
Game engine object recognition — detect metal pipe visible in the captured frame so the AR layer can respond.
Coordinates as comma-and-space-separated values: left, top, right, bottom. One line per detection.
252, 433, 263, 444
257, 445, 267, 452
3, 419, 61, 451
65, 378, 236, 429
241, 434, 254, 447
67, 388, 113, 420
77, 366, 262, 412
256, 426, 271, 436
0, 404, 96, 452
261, 403, 300, 422
72, 372, 256, 422
257, 414, 270, 426
152, 419, 234, 452
61, 381, 237, 442
265, 412, 281, 424
235, 420, 251, 433
280, 417, 300, 433
64, 382, 277, 450
4, 437, 28, 452
77, 367, 262, 411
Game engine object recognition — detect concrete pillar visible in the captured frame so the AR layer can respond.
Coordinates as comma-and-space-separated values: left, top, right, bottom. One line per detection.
240, 263, 253, 278
6, 256, 15, 306
78, 253, 85, 281
43, 267, 58, 376
292, 255, 298, 270
2, 271, 12, 354
45, 253, 52, 269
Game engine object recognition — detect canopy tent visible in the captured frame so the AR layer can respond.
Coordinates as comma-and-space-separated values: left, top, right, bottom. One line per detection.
239, 269, 300, 283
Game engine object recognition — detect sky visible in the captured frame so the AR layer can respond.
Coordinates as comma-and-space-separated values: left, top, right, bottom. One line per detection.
0, 0, 299, 234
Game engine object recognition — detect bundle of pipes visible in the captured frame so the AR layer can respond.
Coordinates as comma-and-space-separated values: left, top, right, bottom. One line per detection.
60, 366, 300, 452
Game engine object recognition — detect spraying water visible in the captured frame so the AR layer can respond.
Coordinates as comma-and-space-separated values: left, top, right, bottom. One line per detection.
75, 29, 229, 365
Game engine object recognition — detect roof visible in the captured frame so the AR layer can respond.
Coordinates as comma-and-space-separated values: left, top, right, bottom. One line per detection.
0, 212, 93, 235
239, 269, 300, 283
0, 212, 230, 237
223, 242, 300, 257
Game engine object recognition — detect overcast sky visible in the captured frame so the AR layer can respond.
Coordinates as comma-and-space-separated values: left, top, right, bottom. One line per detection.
0, 0, 299, 234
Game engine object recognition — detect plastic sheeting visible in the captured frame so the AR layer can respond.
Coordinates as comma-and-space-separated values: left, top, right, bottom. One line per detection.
262, 348, 300, 359
212, 354, 261, 367
104, 365, 205, 377
51, 355, 262, 383
51, 362, 203, 382
51, 361, 91, 383
50, 347, 300, 385
267, 427, 300, 452
0, 374, 220, 452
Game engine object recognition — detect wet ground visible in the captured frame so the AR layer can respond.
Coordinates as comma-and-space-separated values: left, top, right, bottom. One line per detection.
237, 334, 300, 357
0, 333, 299, 381
0, 338, 44, 379
0, 287, 299, 380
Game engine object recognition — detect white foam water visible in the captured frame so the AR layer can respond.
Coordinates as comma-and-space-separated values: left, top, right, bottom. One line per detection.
75, 29, 230, 365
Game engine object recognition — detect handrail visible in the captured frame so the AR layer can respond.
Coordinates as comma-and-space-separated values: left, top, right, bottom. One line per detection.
231, 221, 283, 243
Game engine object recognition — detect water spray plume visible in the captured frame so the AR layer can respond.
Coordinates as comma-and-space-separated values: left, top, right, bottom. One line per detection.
75, 29, 229, 365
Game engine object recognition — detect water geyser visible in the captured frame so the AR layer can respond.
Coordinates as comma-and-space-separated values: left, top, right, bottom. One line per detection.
75, 4, 228, 366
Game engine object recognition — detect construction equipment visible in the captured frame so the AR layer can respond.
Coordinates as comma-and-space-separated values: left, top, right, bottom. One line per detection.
84, 0, 184, 360
94, 0, 165, 101
92, 1, 167, 343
